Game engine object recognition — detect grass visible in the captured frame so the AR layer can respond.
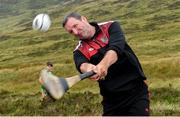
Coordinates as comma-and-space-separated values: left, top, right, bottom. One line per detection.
0, 0, 180, 115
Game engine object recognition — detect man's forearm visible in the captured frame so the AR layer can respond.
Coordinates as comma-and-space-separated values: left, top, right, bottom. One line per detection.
99, 50, 118, 69
79, 50, 118, 80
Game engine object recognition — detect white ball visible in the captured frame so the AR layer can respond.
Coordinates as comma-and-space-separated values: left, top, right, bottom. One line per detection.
32, 13, 51, 32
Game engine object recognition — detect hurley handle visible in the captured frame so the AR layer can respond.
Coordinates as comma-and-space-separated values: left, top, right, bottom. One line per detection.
80, 71, 95, 80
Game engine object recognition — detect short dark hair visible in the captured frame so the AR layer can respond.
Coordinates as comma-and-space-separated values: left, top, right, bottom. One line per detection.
47, 61, 53, 67
62, 12, 82, 27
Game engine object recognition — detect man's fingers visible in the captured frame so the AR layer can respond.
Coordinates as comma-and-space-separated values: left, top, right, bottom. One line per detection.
89, 74, 99, 81
93, 66, 107, 79
87, 65, 108, 81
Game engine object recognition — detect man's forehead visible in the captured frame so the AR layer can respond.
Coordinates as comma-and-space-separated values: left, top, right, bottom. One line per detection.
65, 17, 81, 29
68, 17, 80, 23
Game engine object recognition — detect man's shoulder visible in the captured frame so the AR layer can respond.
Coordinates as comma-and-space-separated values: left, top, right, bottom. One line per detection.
98, 21, 120, 31
98, 21, 114, 26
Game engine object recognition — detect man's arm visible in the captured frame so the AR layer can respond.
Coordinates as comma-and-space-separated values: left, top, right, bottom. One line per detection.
94, 50, 118, 80
73, 50, 90, 73
94, 22, 126, 80
74, 51, 99, 80
79, 50, 118, 81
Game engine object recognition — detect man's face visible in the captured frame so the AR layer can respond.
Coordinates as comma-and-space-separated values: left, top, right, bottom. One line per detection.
64, 17, 91, 39
47, 65, 53, 72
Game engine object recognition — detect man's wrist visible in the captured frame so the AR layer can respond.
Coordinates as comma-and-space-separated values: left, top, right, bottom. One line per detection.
100, 50, 118, 68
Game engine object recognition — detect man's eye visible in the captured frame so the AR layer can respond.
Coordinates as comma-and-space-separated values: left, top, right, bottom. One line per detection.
73, 24, 78, 28
69, 30, 73, 34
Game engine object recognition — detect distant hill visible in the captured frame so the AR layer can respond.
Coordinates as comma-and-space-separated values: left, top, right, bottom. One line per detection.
0, 0, 67, 17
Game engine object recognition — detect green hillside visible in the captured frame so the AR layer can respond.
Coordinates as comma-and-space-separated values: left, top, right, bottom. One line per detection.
0, 0, 180, 115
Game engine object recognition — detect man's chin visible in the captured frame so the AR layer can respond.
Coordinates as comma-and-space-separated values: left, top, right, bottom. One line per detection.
78, 36, 85, 40
78, 35, 84, 39
80, 38, 85, 40
79, 36, 91, 40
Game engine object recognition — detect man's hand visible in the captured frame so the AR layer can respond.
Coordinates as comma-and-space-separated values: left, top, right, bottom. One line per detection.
93, 63, 108, 80
92, 50, 118, 80
79, 61, 108, 81
79, 50, 118, 81
80, 63, 99, 80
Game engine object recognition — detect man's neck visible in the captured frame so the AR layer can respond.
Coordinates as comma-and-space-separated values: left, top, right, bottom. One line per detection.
89, 22, 100, 40
90, 25, 96, 39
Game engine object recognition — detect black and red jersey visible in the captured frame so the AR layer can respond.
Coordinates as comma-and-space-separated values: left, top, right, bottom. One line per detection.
73, 21, 147, 98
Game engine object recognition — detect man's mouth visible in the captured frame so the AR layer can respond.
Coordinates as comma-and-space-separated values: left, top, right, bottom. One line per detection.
77, 33, 83, 39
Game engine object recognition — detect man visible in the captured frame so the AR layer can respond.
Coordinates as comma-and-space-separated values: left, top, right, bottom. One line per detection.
39, 62, 55, 102
62, 12, 150, 116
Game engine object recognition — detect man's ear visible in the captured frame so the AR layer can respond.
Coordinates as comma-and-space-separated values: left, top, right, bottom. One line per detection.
81, 16, 88, 22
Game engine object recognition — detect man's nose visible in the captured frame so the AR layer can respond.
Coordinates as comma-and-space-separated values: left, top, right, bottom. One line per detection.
72, 28, 78, 35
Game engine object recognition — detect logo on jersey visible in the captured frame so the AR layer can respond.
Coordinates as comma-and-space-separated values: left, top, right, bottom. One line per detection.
88, 48, 94, 51
101, 37, 108, 44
